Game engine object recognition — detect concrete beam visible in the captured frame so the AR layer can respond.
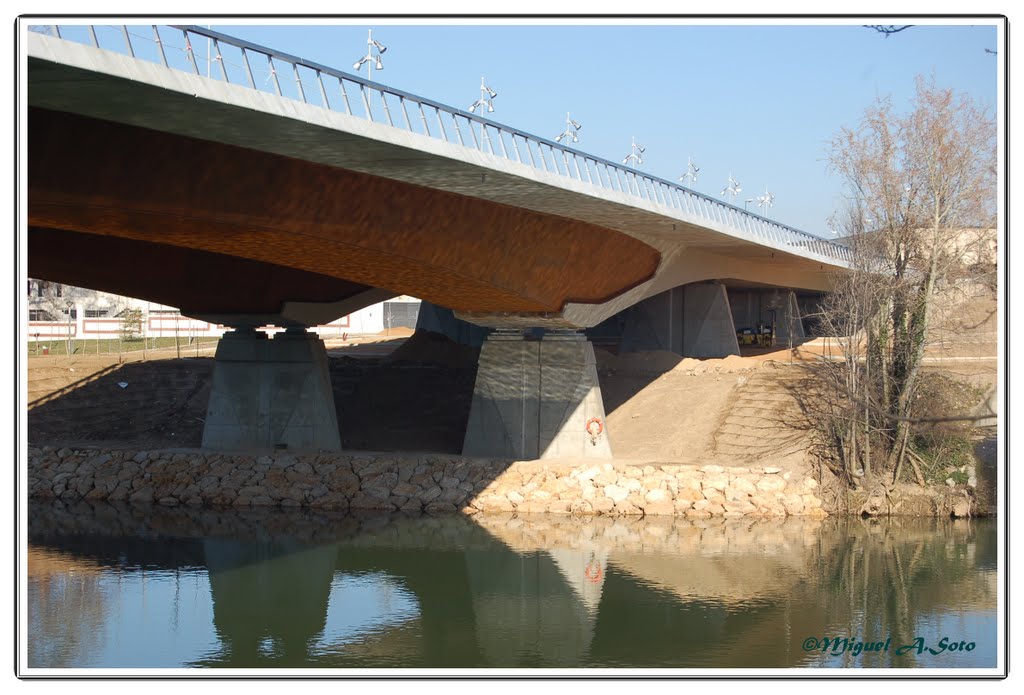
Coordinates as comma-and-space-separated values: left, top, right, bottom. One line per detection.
202, 327, 341, 452
463, 331, 611, 460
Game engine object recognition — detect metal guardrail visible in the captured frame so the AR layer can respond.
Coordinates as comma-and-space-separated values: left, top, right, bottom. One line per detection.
33, 23, 852, 264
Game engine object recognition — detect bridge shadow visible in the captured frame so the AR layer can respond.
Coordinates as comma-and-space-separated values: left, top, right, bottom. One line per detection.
26, 341, 478, 453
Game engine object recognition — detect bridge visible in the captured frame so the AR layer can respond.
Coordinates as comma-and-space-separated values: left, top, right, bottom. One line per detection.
26, 24, 852, 459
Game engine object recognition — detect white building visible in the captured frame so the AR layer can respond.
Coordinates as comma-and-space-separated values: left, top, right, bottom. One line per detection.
25, 280, 421, 342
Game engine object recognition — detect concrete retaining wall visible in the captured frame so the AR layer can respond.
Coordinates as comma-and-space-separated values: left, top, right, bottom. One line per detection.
27, 446, 827, 518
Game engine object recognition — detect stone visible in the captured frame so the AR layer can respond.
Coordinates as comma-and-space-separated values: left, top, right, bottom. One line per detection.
700, 465, 725, 474
603, 484, 629, 504
309, 492, 349, 510
506, 490, 525, 505
418, 487, 442, 503
702, 475, 729, 492
643, 500, 675, 516
692, 500, 724, 516
729, 475, 758, 496
615, 501, 642, 516
756, 476, 788, 493
238, 485, 267, 499
158, 496, 179, 506
644, 488, 668, 504
782, 494, 806, 516
474, 495, 515, 513
569, 499, 594, 515
674, 498, 694, 514
392, 482, 420, 498
129, 487, 153, 504
350, 494, 394, 511
591, 497, 615, 514
723, 500, 757, 516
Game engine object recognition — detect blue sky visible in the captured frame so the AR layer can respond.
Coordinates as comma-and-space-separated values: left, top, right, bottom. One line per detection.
200, 20, 1000, 238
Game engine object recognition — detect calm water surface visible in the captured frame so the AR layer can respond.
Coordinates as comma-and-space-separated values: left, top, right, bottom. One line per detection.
26, 501, 998, 669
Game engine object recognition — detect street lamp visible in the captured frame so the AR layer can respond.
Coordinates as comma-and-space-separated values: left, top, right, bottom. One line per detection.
622, 136, 645, 166
756, 187, 775, 215
679, 156, 699, 187
353, 29, 386, 79
468, 76, 498, 113
554, 112, 583, 144
721, 173, 742, 203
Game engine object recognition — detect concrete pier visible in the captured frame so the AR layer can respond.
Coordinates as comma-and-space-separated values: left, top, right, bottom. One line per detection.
462, 330, 612, 460
201, 327, 341, 452
680, 283, 740, 358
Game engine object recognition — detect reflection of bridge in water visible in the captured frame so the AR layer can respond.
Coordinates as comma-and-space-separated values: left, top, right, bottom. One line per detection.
27, 504, 998, 668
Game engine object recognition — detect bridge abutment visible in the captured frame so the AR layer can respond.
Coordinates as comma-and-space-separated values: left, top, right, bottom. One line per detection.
462, 330, 611, 460
201, 327, 341, 452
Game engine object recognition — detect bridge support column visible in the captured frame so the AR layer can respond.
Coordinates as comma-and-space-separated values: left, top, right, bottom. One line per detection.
202, 327, 341, 452
681, 282, 740, 358
774, 290, 806, 344
463, 330, 611, 460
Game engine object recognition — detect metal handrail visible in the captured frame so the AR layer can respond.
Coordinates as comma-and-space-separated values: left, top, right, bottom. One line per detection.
32, 23, 852, 264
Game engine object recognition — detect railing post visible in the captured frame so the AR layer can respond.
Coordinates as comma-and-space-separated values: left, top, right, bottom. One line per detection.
241, 47, 255, 88
153, 26, 168, 67
183, 29, 200, 74
267, 54, 281, 95
213, 39, 228, 81
293, 63, 307, 102
121, 25, 134, 57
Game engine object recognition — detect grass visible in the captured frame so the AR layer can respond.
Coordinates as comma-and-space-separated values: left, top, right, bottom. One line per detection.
27, 336, 220, 356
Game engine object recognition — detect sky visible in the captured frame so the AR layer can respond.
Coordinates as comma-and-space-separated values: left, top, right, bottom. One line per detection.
173, 19, 1003, 238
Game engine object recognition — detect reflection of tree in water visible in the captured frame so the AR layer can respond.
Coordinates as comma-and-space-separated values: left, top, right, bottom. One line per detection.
27, 548, 108, 668
802, 518, 997, 667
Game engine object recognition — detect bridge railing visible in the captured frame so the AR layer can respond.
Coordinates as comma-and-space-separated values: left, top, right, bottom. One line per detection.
32, 24, 852, 265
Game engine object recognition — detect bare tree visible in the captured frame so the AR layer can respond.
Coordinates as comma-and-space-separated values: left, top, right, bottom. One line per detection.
863, 25, 913, 37
807, 76, 996, 492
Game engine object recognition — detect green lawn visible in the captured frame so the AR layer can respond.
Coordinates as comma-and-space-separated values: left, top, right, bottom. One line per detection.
27, 336, 221, 356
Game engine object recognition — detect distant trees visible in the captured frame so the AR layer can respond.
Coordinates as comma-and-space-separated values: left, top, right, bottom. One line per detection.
806, 76, 996, 492
120, 309, 143, 342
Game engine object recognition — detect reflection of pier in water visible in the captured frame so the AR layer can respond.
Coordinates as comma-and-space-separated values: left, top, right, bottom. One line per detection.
27, 502, 998, 668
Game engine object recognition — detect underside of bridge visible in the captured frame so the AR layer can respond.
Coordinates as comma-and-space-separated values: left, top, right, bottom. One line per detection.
28, 108, 661, 324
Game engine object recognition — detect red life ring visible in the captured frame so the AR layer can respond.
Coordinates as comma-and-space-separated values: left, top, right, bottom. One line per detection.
585, 417, 604, 437
584, 561, 603, 582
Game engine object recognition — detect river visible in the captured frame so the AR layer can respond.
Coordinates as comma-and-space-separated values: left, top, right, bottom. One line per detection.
25, 501, 998, 670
